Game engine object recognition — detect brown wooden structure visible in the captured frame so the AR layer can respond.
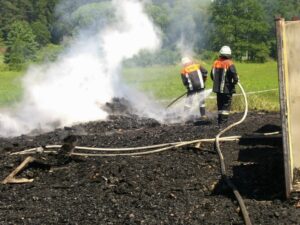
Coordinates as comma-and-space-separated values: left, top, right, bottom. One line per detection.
276, 17, 300, 198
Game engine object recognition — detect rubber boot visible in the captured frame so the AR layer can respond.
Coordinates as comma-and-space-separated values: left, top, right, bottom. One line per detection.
200, 107, 207, 119
218, 114, 228, 130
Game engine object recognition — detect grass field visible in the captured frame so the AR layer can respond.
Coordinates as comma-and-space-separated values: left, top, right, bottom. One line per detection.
122, 61, 279, 111
0, 55, 23, 106
0, 59, 279, 111
0, 70, 23, 106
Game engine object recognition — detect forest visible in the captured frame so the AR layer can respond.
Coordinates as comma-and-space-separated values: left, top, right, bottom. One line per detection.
0, 0, 300, 69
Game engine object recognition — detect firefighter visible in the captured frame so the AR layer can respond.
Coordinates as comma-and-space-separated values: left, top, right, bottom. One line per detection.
211, 46, 239, 126
180, 56, 208, 119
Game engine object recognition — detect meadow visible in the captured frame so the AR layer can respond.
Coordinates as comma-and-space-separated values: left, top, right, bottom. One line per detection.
0, 55, 23, 106
123, 60, 279, 111
0, 57, 279, 111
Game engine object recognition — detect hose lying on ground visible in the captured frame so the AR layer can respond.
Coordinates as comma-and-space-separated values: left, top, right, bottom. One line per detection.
10, 136, 243, 156
10, 132, 281, 156
6, 80, 278, 225
214, 82, 252, 225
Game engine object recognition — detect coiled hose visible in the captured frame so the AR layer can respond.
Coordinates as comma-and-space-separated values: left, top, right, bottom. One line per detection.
214, 82, 252, 225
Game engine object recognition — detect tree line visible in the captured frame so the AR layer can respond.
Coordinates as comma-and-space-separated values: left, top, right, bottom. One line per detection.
0, 0, 299, 69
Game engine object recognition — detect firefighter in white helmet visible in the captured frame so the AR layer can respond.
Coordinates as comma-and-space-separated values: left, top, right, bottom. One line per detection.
180, 56, 208, 119
210, 46, 239, 126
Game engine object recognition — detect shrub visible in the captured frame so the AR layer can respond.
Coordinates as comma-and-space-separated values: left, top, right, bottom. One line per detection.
124, 49, 180, 67
31, 21, 51, 47
35, 44, 64, 63
199, 50, 218, 61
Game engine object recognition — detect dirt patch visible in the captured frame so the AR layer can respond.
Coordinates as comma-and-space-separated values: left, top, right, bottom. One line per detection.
0, 107, 299, 224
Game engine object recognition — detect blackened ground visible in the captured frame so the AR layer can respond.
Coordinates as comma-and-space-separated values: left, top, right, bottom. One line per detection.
0, 109, 299, 224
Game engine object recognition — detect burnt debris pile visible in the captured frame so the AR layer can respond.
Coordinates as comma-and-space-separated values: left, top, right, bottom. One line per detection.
0, 111, 299, 224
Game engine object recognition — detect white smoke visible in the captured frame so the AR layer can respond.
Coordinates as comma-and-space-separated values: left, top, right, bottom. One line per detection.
0, 0, 161, 137
164, 89, 213, 122
161, 0, 208, 57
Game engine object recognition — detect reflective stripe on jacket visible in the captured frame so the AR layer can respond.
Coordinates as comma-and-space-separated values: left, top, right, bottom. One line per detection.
181, 63, 207, 92
211, 58, 238, 94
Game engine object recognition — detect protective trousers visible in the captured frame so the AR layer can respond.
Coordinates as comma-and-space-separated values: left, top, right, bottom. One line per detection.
184, 91, 206, 117
217, 93, 232, 125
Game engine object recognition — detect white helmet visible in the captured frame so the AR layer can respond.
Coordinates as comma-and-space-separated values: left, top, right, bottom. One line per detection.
181, 57, 192, 65
219, 46, 232, 56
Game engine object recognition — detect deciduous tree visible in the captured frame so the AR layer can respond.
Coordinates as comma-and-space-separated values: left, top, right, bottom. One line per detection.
209, 0, 269, 62
4, 20, 38, 69
31, 21, 51, 47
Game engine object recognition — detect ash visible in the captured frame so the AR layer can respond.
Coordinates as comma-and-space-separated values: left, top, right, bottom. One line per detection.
0, 108, 299, 225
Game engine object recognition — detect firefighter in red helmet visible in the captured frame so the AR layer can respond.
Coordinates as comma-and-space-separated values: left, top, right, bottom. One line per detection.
180, 56, 208, 119
211, 46, 239, 127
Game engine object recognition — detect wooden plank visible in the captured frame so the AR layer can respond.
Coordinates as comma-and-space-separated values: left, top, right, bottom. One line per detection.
275, 17, 293, 198
1, 156, 35, 184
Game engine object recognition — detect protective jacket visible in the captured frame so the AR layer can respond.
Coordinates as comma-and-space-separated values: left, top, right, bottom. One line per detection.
211, 57, 239, 94
181, 63, 208, 93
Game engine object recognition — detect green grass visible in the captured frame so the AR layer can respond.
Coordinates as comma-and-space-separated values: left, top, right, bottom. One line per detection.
0, 53, 23, 106
122, 65, 186, 99
231, 61, 279, 111
0, 59, 279, 111
0, 70, 23, 106
122, 61, 280, 111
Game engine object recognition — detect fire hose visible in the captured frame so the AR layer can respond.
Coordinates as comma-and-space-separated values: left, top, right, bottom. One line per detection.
9, 83, 260, 225
11, 135, 246, 156
214, 82, 252, 225
165, 82, 253, 225
166, 91, 187, 108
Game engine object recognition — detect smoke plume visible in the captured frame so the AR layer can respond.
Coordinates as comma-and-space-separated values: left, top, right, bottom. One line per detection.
164, 0, 208, 57
0, 0, 161, 137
